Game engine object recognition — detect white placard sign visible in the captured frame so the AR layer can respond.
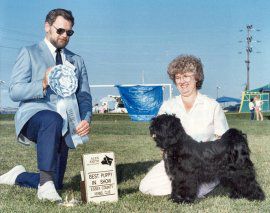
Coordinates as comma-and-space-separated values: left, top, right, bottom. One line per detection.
82, 152, 118, 203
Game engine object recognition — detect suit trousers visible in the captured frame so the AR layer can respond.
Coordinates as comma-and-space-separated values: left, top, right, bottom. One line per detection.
15, 110, 69, 190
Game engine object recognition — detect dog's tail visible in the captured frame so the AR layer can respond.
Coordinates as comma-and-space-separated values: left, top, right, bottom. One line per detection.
222, 128, 251, 167
223, 129, 265, 201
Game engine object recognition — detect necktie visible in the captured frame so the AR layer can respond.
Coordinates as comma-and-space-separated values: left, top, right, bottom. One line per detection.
55, 49, 63, 65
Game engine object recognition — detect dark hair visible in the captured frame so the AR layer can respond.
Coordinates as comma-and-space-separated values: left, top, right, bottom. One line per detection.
167, 54, 204, 90
45, 8, 74, 26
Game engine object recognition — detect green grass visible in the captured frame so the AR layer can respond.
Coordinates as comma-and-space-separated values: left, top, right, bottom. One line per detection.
0, 113, 269, 212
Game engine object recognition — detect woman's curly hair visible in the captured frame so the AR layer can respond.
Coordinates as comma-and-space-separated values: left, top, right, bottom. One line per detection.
167, 55, 204, 89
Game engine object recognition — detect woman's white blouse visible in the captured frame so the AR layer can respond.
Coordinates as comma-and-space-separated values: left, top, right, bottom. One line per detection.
158, 92, 229, 142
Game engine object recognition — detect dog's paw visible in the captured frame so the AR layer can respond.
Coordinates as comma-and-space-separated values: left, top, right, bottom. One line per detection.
171, 194, 194, 204
230, 186, 265, 201
246, 189, 265, 201
229, 191, 242, 199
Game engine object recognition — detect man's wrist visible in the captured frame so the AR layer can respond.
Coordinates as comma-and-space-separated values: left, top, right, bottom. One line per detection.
42, 79, 48, 96
42, 78, 48, 89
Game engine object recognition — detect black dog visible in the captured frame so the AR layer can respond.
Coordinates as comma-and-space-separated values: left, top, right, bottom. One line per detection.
149, 114, 265, 203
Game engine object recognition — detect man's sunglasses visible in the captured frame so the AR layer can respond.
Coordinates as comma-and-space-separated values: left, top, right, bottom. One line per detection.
53, 25, 74, 36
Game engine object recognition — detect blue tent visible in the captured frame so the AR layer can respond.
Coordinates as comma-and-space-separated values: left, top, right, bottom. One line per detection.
216, 96, 241, 103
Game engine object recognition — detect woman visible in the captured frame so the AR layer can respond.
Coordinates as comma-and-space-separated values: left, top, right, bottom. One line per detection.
254, 95, 263, 121
139, 55, 229, 198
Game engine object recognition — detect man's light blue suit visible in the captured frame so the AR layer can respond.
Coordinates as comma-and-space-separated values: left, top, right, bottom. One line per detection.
9, 40, 92, 189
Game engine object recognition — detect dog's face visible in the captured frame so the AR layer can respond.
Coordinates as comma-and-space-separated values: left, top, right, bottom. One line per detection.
149, 114, 184, 150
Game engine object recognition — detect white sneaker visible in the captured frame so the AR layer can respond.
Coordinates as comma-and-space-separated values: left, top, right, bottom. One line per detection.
0, 165, 26, 185
37, 181, 62, 202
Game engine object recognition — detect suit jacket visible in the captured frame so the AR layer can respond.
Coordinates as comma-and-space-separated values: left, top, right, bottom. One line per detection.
9, 40, 92, 146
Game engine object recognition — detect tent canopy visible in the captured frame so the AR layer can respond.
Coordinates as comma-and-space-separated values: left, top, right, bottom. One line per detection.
249, 84, 270, 93
216, 96, 241, 103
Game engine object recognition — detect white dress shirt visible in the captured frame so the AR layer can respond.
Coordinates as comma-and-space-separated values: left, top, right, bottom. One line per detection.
158, 92, 228, 142
44, 38, 66, 63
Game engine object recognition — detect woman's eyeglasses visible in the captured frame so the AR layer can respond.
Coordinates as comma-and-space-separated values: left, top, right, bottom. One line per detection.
53, 25, 74, 36
175, 74, 195, 82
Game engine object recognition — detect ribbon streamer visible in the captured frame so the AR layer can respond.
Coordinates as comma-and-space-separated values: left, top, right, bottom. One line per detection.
48, 64, 89, 148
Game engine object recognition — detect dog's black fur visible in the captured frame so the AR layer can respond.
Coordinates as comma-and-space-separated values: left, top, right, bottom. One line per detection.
149, 114, 265, 203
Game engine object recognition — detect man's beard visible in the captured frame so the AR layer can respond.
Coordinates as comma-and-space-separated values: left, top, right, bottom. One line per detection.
50, 38, 68, 49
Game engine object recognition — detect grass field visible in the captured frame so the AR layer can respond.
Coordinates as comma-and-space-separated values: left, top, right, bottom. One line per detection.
0, 113, 269, 212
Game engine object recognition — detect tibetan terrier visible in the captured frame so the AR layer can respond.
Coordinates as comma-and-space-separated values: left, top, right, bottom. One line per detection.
149, 114, 265, 203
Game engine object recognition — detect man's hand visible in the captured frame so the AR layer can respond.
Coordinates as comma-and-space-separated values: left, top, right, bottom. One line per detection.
42, 67, 53, 90
76, 120, 90, 136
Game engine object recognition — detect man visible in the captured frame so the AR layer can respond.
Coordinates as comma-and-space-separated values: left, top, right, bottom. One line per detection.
249, 98, 255, 120
0, 9, 92, 202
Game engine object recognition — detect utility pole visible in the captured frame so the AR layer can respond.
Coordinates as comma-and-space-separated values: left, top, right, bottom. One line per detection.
239, 25, 261, 91
245, 25, 252, 91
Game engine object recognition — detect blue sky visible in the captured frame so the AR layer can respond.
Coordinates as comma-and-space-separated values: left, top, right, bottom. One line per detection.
1, 0, 270, 107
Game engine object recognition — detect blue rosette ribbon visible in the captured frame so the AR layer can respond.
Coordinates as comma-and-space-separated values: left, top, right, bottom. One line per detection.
48, 64, 89, 148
